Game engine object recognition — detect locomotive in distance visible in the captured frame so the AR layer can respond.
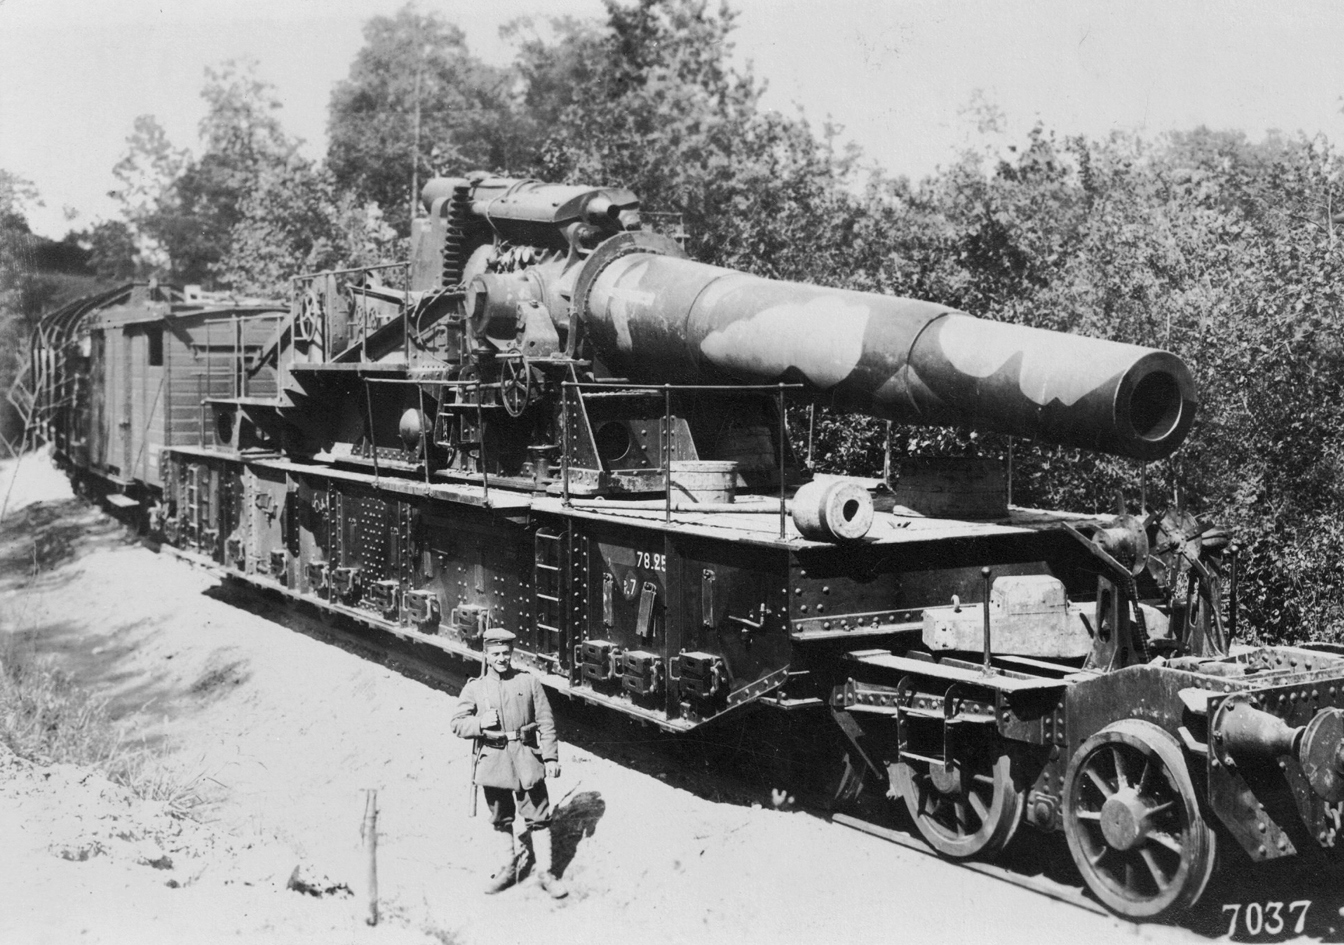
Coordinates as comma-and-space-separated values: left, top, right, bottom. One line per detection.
23, 172, 1344, 921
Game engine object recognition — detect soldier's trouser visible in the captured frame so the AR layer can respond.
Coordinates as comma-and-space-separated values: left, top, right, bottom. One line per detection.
483, 782, 551, 831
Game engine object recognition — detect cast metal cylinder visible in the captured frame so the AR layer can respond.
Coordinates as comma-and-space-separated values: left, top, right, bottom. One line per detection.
1214, 700, 1344, 803
1299, 707, 1344, 802
792, 479, 874, 542
1213, 697, 1302, 765
579, 248, 1197, 461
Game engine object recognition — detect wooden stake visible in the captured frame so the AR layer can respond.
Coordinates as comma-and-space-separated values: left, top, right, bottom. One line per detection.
361, 789, 378, 926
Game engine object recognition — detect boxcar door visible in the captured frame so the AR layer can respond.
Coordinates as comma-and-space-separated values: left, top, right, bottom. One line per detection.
120, 327, 133, 476
88, 330, 107, 470
126, 327, 146, 483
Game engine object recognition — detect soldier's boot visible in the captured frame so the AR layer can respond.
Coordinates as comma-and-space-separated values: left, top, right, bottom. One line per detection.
483, 828, 518, 894
514, 827, 534, 879
531, 826, 568, 899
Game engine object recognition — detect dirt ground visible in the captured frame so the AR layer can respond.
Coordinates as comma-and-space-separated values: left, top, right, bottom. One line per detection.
0, 451, 1209, 945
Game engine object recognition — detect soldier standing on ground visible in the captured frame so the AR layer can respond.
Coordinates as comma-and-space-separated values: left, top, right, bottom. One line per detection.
451, 627, 568, 898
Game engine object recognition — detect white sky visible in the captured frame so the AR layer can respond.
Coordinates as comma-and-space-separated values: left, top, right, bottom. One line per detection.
2, 0, 1343, 238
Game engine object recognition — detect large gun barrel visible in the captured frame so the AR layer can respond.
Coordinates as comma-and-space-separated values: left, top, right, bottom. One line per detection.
577, 236, 1195, 461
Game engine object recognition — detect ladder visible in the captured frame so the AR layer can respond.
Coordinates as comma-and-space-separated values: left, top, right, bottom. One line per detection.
533, 528, 567, 667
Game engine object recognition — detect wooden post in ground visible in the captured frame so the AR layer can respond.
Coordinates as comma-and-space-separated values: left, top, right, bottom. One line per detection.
361, 789, 378, 926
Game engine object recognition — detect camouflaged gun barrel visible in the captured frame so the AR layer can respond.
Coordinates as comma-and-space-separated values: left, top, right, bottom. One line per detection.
579, 244, 1196, 461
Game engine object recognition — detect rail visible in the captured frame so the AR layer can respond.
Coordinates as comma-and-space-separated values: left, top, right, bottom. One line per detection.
361, 377, 491, 502
290, 263, 412, 365
336, 374, 804, 534
194, 311, 288, 447
563, 381, 804, 539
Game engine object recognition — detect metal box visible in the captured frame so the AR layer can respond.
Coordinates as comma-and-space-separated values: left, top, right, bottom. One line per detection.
921, 575, 1092, 659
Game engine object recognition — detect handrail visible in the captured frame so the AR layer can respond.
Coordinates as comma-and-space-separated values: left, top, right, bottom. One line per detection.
290, 263, 411, 366
562, 379, 804, 539
290, 262, 409, 282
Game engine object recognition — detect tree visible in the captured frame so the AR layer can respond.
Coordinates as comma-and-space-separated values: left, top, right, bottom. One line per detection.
72, 221, 139, 283
110, 114, 188, 274
508, 0, 864, 278
0, 171, 42, 308
327, 4, 518, 232
214, 157, 399, 297
114, 60, 298, 285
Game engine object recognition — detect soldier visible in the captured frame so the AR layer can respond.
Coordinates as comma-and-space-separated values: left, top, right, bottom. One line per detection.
451, 627, 567, 898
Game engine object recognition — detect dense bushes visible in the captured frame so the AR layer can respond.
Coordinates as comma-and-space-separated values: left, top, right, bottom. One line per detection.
3, 0, 1343, 642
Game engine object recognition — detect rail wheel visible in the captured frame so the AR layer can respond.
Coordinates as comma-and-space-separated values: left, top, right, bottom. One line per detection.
892, 750, 1024, 859
1062, 719, 1216, 919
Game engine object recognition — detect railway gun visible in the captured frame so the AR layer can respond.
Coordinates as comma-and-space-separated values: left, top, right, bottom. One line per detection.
21, 173, 1344, 922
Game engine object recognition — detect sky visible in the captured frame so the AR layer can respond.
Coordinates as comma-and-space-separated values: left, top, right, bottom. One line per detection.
3, 0, 1344, 238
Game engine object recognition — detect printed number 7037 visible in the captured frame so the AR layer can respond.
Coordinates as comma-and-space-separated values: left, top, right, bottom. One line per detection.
1222, 901, 1310, 937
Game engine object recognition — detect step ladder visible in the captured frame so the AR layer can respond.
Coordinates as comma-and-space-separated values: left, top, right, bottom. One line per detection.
533, 528, 567, 667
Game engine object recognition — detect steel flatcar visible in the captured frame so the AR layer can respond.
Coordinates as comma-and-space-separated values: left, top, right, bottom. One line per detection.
21, 174, 1344, 921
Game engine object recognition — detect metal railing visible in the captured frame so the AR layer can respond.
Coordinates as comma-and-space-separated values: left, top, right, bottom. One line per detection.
563, 380, 803, 539
290, 263, 411, 364
295, 369, 803, 540
195, 311, 288, 447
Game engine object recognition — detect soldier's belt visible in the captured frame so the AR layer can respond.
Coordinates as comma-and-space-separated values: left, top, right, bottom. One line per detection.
481, 727, 534, 746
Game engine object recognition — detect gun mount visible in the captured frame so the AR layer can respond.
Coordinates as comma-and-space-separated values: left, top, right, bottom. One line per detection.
27, 172, 1344, 924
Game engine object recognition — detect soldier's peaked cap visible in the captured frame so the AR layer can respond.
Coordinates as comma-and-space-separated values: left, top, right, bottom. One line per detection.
483, 627, 516, 646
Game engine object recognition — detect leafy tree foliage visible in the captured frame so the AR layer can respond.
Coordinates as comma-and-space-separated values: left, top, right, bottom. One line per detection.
110, 60, 298, 284
518, 0, 850, 272
166, 61, 296, 283
110, 115, 189, 274
70, 221, 139, 283
326, 4, 518, 233
214, 157, 400, 297
14, 0, 1344, 642
787, 125, 1344, 642
106, 58, 396, 294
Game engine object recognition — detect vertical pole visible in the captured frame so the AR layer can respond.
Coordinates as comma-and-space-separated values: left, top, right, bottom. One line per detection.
778, 385, 787, 540
477, 384, 488, 504
561, 381, 571, 508
321, 278, 330, 362
361, 789, 378, 926
364, 377, 380, 481
206, 320, 213, 402
806, 402, 815, 469
234, 314, 242, 398
981, 567, 993, 676
1007, 436, 1014, 509
1140, 462, 1147, 512
883, 420, 892, 488
417, 382, 429, 484
356, 277, 364, 364
410, 48, 423, 233
1228, 543, 1240, 645
663, 384, 672, 524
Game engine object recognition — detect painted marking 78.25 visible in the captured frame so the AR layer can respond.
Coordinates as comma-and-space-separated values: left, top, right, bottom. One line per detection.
636, 551, 666, 572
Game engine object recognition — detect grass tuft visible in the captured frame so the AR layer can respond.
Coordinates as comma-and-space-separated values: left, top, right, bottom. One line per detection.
0, 633, 208, 816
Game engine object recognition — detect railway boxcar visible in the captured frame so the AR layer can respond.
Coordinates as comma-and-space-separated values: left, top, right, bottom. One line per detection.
22, 282, 286, 511
22, 174, 1344, 921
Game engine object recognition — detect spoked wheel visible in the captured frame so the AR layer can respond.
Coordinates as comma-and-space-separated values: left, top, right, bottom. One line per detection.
1062, 719, 1216, 919
892, 750, 1024, 859
499, 357, 534, 418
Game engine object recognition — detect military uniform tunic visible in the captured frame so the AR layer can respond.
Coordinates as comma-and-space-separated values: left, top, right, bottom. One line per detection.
452, 666, 559, 829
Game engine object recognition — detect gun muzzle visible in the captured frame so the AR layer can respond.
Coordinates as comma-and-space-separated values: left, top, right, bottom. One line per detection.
578, 242, 1196, 461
